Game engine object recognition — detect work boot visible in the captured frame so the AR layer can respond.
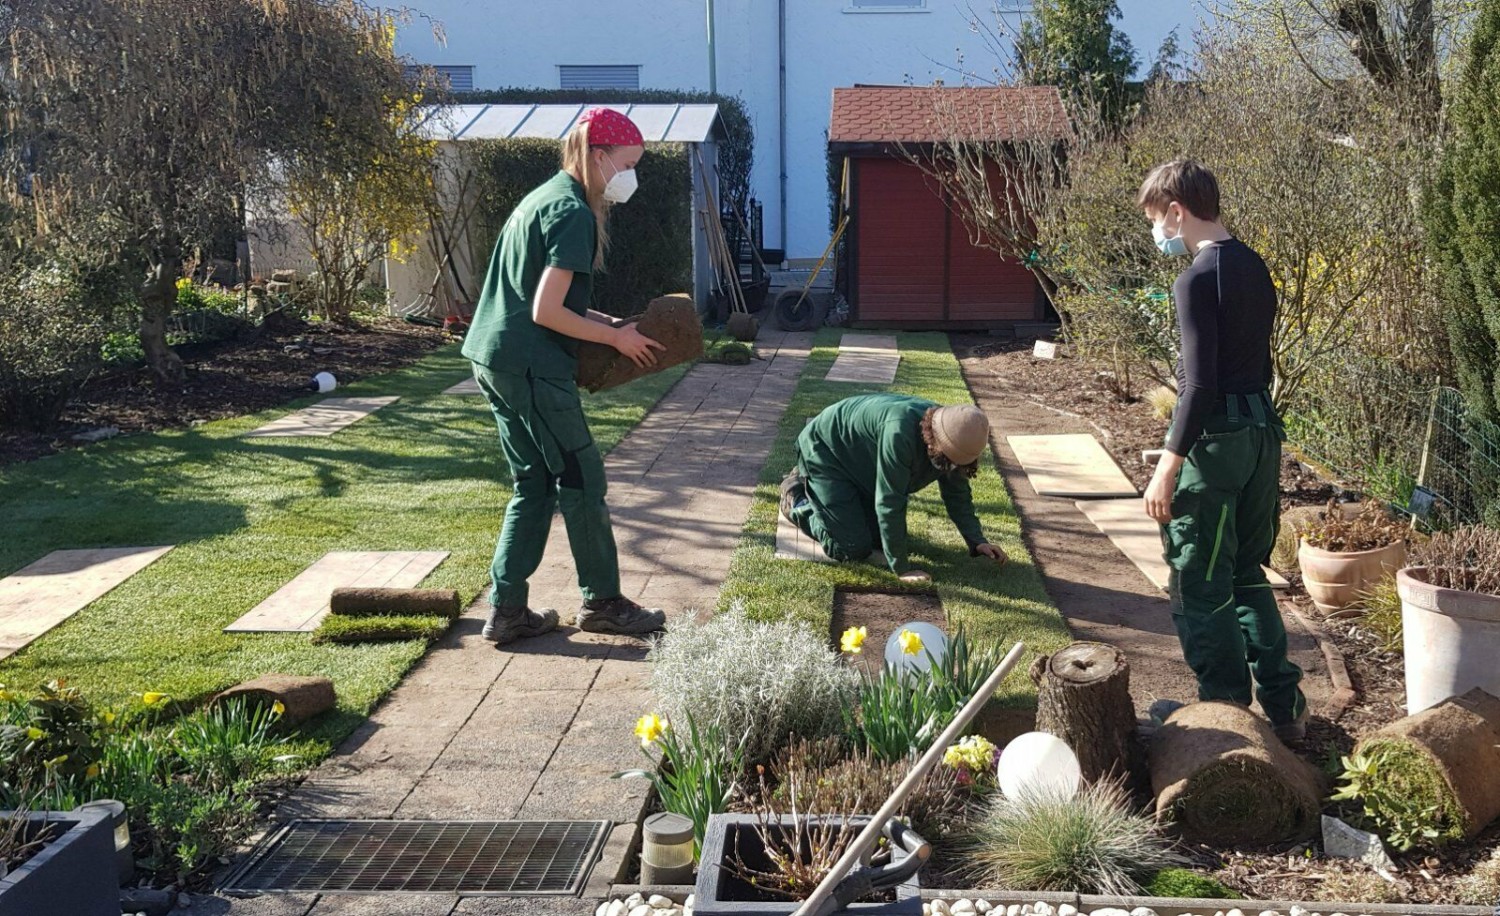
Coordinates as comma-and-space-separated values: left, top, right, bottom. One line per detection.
1273, 705, 1310, 744
482, 605, 559, 644
779, 468, 806, 522
576, 596, 666, 636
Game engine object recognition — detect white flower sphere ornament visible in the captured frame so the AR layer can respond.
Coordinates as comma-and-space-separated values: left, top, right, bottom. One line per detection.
997, 731, 1082, 800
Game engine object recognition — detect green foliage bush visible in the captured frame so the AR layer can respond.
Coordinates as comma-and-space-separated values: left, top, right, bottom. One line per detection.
470, 138, 692, 318
1143, 867, 1242, 899
311, 613, 451, 644
1331, 744, 1466, 850
648, 604, 860, 765
615, 712, 742, 859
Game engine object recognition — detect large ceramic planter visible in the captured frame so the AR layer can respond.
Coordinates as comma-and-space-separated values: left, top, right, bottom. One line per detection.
0, 805, 119, 916
1297, 539, 1406, 615
1398, 566, 1500, 714
694, 815, 924, 916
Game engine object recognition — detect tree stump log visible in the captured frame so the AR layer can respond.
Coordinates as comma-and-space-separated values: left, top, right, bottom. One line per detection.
1028, 641, 1138, 785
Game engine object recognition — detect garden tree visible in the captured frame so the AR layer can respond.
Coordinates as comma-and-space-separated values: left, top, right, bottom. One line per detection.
1014, 0, 1138, 124
1, 0, 415, 382
1425, 0, 1500, 423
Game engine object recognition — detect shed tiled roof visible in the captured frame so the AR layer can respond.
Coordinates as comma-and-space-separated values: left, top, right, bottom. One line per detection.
829, 85, 1070, 145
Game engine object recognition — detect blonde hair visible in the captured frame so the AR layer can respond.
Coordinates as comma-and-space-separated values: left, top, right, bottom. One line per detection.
562, 121, 616, 270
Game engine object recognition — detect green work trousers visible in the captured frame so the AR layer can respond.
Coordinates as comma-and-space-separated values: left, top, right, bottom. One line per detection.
788, 475, 884, 564
474, 364, 620, 609
1161, 402, 1306, 726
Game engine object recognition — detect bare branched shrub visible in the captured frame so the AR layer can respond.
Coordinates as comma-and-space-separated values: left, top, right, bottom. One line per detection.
1301, 499, 1409, 552
1410, 525, 1500, 596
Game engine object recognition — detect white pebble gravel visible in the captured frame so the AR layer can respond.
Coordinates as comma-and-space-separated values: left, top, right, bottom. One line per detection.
952, 900, 977, 915
1006, 905, 1022, 916
1057, 905, 1077, 916
1130, 908, 1157, 916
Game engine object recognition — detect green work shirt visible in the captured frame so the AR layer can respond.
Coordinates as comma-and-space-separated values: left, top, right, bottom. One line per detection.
461, 171, 595, 378
796, 393, 987, 572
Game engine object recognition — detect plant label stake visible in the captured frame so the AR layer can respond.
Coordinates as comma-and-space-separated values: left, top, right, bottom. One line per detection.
789, 641, 1027, 916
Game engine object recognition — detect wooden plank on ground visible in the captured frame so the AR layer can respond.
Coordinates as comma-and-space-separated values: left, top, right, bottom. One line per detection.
244, 397, 399, 438
1007, 433, 1139, 498
1074, 498, 1289, 591
839, 333, 899, 353
444, 378, 482, 396
224, 550, 450, 633
773, 511, 890, 568
0, 547, 175, 660
825, 351, 900, 384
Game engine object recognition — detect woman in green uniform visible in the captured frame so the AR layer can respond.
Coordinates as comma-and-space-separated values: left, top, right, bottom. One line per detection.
462, 107, 668, 644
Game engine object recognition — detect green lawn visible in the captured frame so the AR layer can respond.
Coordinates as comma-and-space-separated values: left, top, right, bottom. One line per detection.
717, 329, 1070, 706
0, 344, 687, 750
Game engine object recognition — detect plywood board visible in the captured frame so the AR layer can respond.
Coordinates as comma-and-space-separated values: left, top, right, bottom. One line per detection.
839, 333, 899, 353
444, 378, 482, 396
224, 551, 450, 633
0, 547, 175, 660
825, 351, 900, 384
245, 397, 399, 438
1075, 498, 1289, 592
773, 512, 889, 568
1007, 433, 1138, 498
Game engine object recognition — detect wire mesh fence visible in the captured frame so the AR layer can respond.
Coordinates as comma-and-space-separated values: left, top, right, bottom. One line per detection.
1284, 359, 1500, 528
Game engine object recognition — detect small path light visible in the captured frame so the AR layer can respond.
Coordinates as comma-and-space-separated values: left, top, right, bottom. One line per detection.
306, 371, 338, 393
884, 621, 948, 680
76, 798, 132, 885
640, 812, 695, 886
997, 732, 1081, 800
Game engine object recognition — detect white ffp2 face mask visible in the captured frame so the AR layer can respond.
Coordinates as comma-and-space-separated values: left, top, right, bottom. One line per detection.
602, 157, 638, 204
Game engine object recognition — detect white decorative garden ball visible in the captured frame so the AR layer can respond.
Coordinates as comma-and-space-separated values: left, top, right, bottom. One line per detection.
883, 621, 948, 677
313, 371, 337, 393
997, 731, 1082, 800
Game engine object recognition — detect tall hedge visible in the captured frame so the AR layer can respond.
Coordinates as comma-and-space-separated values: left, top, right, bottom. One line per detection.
1425, 0, 1500, 424
470, 138, 692, 317
456, 88, 754, 216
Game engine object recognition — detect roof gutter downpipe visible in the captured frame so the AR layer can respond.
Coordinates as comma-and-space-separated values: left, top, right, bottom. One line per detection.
706, 0, 717, 94
778, 0, 788, 259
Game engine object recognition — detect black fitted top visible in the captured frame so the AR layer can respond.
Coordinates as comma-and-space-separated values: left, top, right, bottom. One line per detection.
1167, 238, 1277, 456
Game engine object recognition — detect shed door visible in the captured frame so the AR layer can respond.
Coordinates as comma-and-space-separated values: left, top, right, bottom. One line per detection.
854, 158, 946, 322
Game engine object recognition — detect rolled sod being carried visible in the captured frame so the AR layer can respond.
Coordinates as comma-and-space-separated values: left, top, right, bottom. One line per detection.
1343, 687, 1500, 846
576, 294, 704, 393
1149, 701, 1323, 845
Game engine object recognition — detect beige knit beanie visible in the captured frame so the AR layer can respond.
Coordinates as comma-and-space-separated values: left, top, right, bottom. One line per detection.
931, 405, 989, 465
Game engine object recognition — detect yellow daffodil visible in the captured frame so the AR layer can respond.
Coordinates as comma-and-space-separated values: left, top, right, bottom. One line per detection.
272, 700, 287, 718
897, 629, 924, 656
25, 726, 43, 741
44, 754, 67, 769
102, 711, 117, 725
839, 626, 868, 654
142, 691, 169, 707
0, 684, 11, 702
86, 763, 101, 779
634, 713, 666, 747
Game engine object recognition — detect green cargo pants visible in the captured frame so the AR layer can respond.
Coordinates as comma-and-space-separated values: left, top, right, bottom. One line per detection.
1161, 393, 1306, 727
474, 364, 621, 609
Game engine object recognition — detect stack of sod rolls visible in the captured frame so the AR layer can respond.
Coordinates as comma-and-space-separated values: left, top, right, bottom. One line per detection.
311, 587, 462, 644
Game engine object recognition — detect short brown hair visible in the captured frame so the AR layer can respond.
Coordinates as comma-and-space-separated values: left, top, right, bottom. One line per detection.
1137, 159, 1220, 220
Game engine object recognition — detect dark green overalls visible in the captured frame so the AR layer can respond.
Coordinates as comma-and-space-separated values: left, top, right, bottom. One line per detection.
1162, 390, 1305, 724
461, 171, 620, 610
788, 394, 987, 575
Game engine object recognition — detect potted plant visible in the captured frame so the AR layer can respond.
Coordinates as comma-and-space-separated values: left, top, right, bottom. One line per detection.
0, 803, 120, 916
1397, 525, 1500, 714
1297, 500, 1408, 616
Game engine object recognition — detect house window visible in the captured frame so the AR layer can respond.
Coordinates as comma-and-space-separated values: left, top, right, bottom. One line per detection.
846, 0, 927, 10
558, 65, 641, 90
404, 64, 475, 92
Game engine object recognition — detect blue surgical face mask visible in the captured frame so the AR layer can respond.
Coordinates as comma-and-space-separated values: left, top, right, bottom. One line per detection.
1152, 214, 1189, 257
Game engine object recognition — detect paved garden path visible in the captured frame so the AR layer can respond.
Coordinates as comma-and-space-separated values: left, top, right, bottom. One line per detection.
195, 329, 812, 916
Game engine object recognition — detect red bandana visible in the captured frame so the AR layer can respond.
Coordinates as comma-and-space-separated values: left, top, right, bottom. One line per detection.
578, 107, 644, 147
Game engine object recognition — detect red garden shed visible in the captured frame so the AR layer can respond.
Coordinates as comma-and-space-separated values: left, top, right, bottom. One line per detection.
829, 85, 1069, 329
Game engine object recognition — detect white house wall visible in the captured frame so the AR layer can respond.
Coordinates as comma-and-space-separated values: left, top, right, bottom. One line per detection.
396, 0, 1203, 260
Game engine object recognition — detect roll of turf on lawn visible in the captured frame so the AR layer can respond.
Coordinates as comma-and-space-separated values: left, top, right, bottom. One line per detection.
1149, 700, 1323, 846
328, 587, 461, 620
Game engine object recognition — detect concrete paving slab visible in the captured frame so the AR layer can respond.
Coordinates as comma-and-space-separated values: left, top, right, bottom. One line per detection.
1075, 498, 1290, 591
245, 396, 399, 438
329, 722, 453, 774
225, 550, 449, 632
393, 767, 536, 820
169, 893, 320, 916
1008, 433, 1139, 498
307, 894, 458, 916
0, 546, 174, 660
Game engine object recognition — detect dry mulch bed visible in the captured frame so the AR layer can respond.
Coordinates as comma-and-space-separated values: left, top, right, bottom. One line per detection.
1, 317, 450, 467
953, 335, 1500, 905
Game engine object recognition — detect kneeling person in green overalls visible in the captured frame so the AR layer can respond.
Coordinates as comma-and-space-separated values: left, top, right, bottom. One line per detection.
462, 108, 668, 644
778, 394, 1008, 582
1137, 159, 1308, 742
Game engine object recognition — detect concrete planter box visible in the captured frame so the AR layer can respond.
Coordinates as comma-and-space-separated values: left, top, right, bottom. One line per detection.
695, 815, 923, 916
1398, 565, 1500, 713
0, 806, 119, 916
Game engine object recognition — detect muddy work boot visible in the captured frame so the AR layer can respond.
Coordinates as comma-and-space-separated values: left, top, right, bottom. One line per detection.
1273, 705, 1310, 744
482, 605, 559, 644
575, 596, 666, 636
779, 468, 807, 522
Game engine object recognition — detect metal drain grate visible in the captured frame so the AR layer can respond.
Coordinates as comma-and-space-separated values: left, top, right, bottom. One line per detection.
221, 819, 611, 895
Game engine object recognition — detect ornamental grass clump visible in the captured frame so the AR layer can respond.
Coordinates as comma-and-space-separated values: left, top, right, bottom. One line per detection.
1301, 499, 1408, 552
649, 604, 859, 765
1410, 525, 1500, 596
964, 781, 1181, 895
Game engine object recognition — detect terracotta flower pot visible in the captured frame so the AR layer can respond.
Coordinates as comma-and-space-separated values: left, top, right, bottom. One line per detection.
1398, 566, 1500, 714
1297, 538, 1406, 615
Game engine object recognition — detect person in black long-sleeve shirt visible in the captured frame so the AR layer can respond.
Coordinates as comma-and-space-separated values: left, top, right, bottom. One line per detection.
1137, 159, 1307, 743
